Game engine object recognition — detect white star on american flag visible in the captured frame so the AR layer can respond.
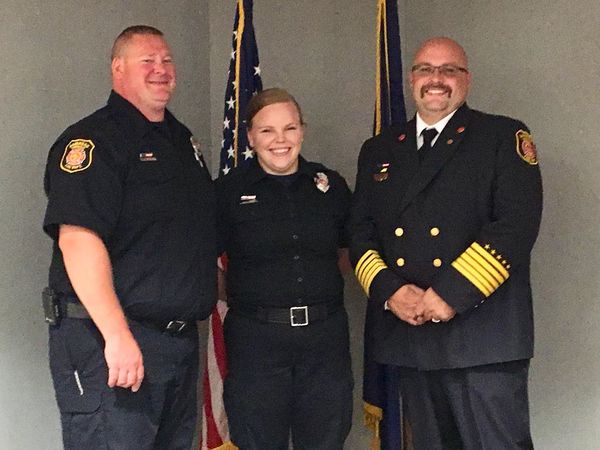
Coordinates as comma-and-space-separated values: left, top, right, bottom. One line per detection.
233, 30, 238, 40
254, 66, 261, 76
243, 146, 254, 160
230, 50, 236, 60
227, 146, 235, 158
222, 165, 231, 175
226, 97, 236, 110
223, 117, 231, 129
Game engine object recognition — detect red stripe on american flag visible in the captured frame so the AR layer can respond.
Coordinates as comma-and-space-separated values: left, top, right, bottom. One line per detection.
201, 301, 231, 449
212, 303, 228, 379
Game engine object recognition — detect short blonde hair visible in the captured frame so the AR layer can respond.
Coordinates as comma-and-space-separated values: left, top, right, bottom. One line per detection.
111, 25, 164, 60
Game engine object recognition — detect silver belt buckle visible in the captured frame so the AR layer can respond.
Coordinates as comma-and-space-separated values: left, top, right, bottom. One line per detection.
290, 306, 309, 327
166, 320, 187, 333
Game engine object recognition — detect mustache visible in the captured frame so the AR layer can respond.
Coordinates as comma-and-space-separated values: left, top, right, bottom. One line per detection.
421, 83, 452, 98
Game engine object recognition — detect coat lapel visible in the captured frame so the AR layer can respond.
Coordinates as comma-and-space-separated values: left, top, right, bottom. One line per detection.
390, 120, 419, 176
398, 104, 474, 213
381, 121, 419, 212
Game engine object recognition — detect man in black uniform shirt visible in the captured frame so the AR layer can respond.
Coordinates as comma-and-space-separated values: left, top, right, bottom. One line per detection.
350, 37, 542, 449
43, 26, 216, 449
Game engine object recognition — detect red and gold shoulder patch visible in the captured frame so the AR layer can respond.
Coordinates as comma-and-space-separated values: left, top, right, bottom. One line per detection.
515, 130, 538, 165
60, 139, 95, 173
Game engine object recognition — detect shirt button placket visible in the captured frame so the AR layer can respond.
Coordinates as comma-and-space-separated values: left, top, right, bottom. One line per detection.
288, 194, 305, 305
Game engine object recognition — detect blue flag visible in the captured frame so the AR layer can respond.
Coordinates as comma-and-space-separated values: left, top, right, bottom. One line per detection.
220, 0, 263, 176
364, 1, 407, 449
373, 0, 406, 135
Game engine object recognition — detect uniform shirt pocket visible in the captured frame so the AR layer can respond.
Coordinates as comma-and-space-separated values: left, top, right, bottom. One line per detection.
125, 157, 180, 217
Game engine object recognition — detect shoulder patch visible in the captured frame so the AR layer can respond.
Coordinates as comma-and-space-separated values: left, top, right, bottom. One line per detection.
515, 130, 538, 165
60, 139, 95, 173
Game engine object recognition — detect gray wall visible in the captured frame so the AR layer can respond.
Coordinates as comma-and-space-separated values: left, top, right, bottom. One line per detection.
2, 0, 599, 449
0, 1, 211, 449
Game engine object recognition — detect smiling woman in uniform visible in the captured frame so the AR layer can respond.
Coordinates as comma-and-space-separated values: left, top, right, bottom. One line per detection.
217, 88, 353, 450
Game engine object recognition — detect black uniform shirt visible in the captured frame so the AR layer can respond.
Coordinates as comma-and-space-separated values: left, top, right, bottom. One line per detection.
43, 91, 216, 322
217, 157, 351, 308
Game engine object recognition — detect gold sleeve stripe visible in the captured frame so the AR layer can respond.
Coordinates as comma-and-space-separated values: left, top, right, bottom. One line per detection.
452, 260, 493, 297
452, 241, 511, 297
355, 252, 378, 282
355, 250, 388, 295
471, 242, 510, 279
363, 265, 386, 295
361, 261, 383, 286
463, 249, 504, 285
453, 258, 495, 294
359, 260, 386, 292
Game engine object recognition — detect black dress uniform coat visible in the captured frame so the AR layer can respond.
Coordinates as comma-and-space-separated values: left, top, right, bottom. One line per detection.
350, 104, 542, 370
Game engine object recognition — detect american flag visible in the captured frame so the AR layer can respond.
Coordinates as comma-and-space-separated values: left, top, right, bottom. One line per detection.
219, 0, 263, 175
364, 1, 407, 449
201, 1, 262, 449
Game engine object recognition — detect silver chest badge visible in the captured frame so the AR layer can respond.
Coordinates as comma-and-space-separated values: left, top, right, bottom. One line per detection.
314, 172, 330, 193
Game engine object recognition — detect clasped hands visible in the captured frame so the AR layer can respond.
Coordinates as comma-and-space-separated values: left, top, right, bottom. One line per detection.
386, 284, 456, 326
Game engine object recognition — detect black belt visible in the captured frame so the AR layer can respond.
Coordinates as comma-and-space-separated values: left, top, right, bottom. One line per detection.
230, 301, 343, 327
60, 300, 193, 335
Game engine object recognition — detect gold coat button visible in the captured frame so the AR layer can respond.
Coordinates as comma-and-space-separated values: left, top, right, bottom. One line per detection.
433, 258, 442, 267
397, 258, 405, 267
395, 227, 404, 237
430, 227, 440, 237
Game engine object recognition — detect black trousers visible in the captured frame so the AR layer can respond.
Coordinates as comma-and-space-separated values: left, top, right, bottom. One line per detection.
223, 308, 353, 450
397, 360, 533, 450
48, 318, 199, 450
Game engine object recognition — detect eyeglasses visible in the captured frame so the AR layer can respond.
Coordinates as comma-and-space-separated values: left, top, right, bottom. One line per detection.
411, 64, 469, 77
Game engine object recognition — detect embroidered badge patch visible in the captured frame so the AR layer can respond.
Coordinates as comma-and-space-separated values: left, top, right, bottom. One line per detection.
515, 130, 538, 165
60, 139, 95, 173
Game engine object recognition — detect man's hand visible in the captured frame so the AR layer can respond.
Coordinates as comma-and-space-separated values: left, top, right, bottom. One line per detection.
59, 225, 145, 392
417, 288, 456, 322
105, 329, 145, 392
387, 284, 425, 325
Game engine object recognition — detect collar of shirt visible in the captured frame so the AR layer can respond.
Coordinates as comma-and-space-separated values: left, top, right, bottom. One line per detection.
241, 155, 316, 188
416, 108, 458, 149
107, 90, 174, 142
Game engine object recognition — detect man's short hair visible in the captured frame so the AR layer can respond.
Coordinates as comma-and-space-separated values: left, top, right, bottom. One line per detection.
111, 25, 164, 60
